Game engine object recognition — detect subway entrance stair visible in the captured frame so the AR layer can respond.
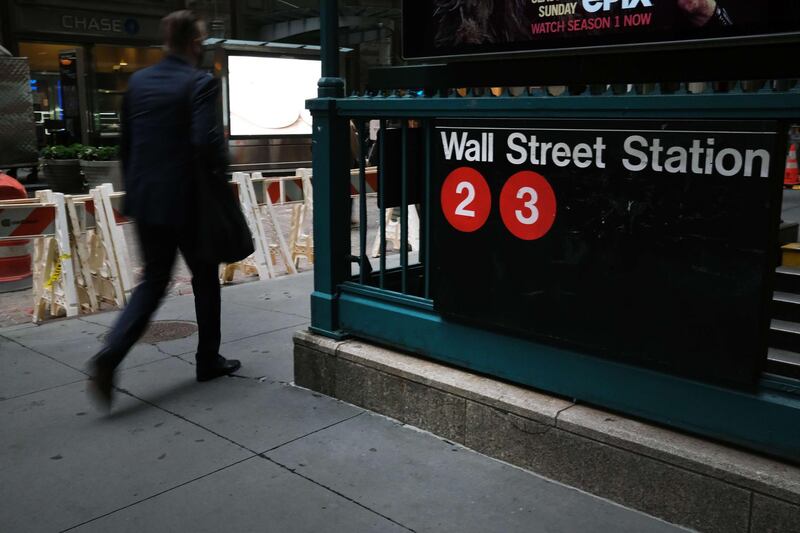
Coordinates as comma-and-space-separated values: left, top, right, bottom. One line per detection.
770, 265, 800, 378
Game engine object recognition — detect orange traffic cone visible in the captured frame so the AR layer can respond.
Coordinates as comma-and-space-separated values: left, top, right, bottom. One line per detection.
0, 172, 33, 292
785, 144, 799, 187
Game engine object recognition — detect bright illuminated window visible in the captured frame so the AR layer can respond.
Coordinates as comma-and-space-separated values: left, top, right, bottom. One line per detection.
227, 55, 320, 136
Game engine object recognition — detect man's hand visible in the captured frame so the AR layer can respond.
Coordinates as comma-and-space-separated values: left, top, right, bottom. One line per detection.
678, 0, 718, 27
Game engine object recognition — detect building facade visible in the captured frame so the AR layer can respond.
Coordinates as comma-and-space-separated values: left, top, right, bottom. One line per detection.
0, 0, 399, 148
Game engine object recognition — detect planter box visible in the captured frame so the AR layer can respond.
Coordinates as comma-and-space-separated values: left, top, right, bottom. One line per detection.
80, 160, 123, 192
40, 158, 84, 194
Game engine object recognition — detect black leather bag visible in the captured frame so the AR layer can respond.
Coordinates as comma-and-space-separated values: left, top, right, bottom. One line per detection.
194, 162, 254, 264
186, 74, 254, 264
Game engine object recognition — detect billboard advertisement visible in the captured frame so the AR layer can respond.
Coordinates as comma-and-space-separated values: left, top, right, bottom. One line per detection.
403, 0, 800, 59
227, 55, 320, 137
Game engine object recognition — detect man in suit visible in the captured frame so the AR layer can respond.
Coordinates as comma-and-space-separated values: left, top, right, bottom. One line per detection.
88, 10, 240, 409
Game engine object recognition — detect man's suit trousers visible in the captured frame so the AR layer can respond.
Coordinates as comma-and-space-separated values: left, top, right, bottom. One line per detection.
98, 223, 221, 370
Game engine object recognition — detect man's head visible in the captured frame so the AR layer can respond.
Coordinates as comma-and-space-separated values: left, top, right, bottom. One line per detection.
161, 10, 206, 64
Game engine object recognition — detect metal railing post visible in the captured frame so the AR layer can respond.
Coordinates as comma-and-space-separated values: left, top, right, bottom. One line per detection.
309, 0, 350, 337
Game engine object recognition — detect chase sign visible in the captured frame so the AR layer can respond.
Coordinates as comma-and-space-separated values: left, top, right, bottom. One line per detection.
15, 6, 159, 41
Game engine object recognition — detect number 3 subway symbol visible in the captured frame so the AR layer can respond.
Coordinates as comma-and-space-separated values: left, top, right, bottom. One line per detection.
441, 167, 492, 233
500, 170, 557, 241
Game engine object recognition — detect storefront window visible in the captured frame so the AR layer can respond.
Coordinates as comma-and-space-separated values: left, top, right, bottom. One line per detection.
19, 42, 84, 146
17, 42, 162, 147
93, 45, 163, 143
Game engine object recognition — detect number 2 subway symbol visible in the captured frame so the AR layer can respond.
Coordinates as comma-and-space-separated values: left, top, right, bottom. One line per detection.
441, 167, 492, 233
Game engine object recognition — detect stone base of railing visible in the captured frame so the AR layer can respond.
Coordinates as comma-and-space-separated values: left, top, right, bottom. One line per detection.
293, 330, 800, 533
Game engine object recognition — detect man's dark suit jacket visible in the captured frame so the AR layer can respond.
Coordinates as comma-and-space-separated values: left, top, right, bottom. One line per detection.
121, 54, 226, 227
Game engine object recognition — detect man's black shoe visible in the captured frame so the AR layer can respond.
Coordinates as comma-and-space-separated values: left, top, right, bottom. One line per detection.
196, 356, 241, 382
87, 353, 115, 411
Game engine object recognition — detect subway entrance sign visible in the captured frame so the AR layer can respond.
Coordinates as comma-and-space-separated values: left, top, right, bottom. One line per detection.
432, 119, 785, 387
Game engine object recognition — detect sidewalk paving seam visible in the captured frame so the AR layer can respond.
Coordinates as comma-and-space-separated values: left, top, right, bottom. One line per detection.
309, 399, 694, 532
114, 382, 359, 458
259, 455, 418, 533
77, 317, 113, 329
78, 315, 309, 355
259, 410, 366, 455
0, 378, 86, 403
0, 333, 91, 376
0, 322, 38, 334
252, 409, 425, 533
153, 343, 194, 359
128, 354, 189, 370
114, 386, 258, 454
218, 318, 311, 347
229, 299, 311, 321
1, 327, 193, 398
57, 400, 392, 532
58, 454, 259, 533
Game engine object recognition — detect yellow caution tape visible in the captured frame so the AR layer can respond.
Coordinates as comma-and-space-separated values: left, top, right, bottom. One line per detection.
44, 254, 72, 290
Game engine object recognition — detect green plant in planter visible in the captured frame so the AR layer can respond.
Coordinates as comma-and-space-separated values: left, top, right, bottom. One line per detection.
40, 143, 86, 193
78, 145, 120, 161
40, 143, 84, 160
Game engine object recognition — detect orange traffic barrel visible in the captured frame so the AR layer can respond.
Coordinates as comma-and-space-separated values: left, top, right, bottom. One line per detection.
785, 144, 799, 187
0, 173, 33, 293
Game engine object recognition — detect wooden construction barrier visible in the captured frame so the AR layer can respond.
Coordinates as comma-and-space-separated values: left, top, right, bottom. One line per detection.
370, 206, 420, 258
31, 191, 81, 321
349, 166, 378, 196
0, 203, 56, 239
295, 166, 418, 260
0, 185, 132, 323
290, 168, 314, 268
221, 172, 298, 283
250, 172, 298, 277
87, 184, 134, 307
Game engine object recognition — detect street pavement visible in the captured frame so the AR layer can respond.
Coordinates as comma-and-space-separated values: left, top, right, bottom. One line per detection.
1, 272, 689, 532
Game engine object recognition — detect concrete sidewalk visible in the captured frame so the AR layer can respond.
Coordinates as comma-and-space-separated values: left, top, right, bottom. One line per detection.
1, 272, 687, 533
